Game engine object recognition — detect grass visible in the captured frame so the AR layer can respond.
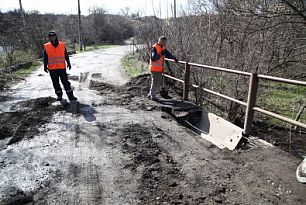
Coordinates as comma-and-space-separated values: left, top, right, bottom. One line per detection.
0, 61, 42, 91
257, 81, 306, 125
121, 54, 148, 78
0, 50, 35, 68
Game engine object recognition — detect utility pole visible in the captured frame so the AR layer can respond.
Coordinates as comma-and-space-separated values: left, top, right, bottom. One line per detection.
19, 0, 26, 25
18, 0, 23, 11
173, 0, 177, 19
78, 0, 83, 51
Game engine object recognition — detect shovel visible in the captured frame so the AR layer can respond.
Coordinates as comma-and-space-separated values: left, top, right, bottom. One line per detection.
160, 61, 174, 98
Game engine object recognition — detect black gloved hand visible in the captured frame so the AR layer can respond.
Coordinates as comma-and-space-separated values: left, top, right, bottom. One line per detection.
174, 58, 179, 63
67, 64, 71, 70
44, 67, 48, 73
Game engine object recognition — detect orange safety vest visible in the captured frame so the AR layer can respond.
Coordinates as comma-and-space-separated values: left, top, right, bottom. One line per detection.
149, 43, 165, 72
44, 41, 66, 70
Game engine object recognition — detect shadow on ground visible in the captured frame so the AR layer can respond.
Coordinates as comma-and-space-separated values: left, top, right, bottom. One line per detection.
62, 101, 97, 122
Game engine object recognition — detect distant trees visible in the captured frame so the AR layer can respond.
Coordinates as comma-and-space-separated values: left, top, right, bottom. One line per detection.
0, 8, 134, 67
83, 7, 134, 45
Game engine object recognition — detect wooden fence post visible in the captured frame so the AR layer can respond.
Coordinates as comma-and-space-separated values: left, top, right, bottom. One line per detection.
244, 73, 259, 135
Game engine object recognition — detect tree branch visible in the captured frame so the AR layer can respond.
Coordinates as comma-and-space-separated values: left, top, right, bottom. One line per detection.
282, 0, 306, 21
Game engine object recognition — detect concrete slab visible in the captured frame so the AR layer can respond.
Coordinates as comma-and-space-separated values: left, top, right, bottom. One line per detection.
158, 99, 243, 150
297, 157, 306, 183
198, 111, 243, 150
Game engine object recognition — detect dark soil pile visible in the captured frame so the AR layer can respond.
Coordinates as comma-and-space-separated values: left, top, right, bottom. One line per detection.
89, 80, 117, 95
90, 73, 151, 97
0, 97, 59, 146
120, 73, 151, 97
117, 124, 195, 205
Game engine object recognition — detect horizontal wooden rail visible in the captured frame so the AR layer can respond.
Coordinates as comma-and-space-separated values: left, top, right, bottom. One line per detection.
191, 84, 247, 107
163, 58, 306, 134
253, 107, 306, 129
258, 74, 306, 86
165, 58, 251, 76
188, 62, 251, 76
163, 73, 184, 83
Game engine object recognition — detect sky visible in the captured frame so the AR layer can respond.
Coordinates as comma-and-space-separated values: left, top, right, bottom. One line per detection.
0, 0, 190, 17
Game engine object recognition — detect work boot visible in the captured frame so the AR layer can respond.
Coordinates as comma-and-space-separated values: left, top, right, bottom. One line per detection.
150, 96, 158, 101
56, 92, 63, 101
67, 92, 78, 101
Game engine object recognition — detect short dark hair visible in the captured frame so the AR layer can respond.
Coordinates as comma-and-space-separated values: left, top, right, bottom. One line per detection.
159, 36, 167, 41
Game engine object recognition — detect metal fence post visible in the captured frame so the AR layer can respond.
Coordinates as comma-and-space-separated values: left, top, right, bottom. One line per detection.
183, 62, 191, 101
244, 73, 259, 135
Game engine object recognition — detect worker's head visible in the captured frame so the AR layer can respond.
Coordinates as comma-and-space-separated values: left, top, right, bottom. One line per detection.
48, 31, 58, 44
158, 36, 167, 47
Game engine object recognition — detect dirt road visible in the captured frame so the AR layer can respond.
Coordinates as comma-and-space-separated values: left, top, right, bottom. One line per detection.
0, 46, 305, 205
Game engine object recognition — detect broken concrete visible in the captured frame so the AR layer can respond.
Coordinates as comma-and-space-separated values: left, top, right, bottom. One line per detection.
297, 157, 306, 183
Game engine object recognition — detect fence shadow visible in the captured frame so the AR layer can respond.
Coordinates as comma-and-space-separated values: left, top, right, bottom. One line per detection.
156, 98, 210, 134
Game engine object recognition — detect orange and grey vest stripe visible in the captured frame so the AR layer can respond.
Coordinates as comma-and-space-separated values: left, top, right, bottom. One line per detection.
149, 44, 165, 72
44, 41, 66, 70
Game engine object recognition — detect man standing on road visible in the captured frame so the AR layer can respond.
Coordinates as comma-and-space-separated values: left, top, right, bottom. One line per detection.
147, 36, 178, 101
43, 31, 77, 102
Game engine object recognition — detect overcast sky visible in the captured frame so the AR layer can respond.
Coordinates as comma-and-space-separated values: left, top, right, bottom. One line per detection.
0, 0, 189, 17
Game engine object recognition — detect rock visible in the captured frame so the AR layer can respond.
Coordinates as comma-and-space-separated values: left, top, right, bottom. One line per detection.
214, 196, 223, 203
296, 157, 306, 183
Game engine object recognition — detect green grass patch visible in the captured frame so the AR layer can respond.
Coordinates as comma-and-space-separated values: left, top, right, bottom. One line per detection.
121, 54, 148, 78
0, 61, 42, 91
0, 50, 35, 68
257, 81, 306, 124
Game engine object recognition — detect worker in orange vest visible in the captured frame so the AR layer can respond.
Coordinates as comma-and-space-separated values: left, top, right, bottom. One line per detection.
43, 31, 77, 102
148, 36, 178, 101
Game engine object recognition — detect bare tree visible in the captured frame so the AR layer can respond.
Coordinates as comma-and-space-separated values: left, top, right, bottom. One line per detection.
135, 0, 306, 122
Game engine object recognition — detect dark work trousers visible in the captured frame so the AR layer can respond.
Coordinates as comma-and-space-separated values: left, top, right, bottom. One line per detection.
49, 69, 73, 98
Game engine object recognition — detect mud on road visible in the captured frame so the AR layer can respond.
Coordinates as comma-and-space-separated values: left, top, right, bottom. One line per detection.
0, 97, 60, 148
0, 47, 306, 204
